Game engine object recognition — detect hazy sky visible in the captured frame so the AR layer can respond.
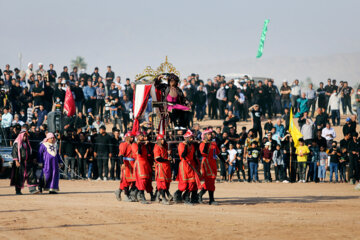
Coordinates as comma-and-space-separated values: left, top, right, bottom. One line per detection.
1, 0, 359, 81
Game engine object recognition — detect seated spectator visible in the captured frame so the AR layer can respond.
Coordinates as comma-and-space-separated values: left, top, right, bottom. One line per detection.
92, 115, 105, 132
321, 122, 336, 149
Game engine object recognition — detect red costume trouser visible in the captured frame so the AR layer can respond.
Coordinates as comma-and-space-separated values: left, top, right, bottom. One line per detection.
201, 177, 215, 192
136, 177, 153, 193
119, 168, 135, 190
119, 177, 135, 190
156, 180, 170, 190
178, 181, 197, 192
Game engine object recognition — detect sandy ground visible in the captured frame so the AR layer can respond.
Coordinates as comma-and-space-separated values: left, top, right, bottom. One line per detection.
0, 179, 359, 240
1, 114, 359, 240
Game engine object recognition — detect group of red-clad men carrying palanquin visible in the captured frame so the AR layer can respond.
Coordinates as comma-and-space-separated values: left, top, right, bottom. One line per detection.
114, 128, 219, 205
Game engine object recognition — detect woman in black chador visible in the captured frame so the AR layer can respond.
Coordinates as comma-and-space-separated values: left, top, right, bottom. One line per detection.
154, 74, 191, 128
10, 131, 39, 195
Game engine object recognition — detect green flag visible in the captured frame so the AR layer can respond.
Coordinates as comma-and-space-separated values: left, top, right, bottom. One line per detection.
256, 19, 270, 58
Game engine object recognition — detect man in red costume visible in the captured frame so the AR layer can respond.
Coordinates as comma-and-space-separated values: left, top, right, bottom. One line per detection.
199, 129, 220, 205
114, 132, 135, 202
133, 132, 153, 204
154, 134, 172, 205
174, 129, 198, 205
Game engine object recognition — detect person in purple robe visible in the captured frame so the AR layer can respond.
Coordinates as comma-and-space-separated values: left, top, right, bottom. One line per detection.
38, 132, 61, 194
10, 131, 39, 195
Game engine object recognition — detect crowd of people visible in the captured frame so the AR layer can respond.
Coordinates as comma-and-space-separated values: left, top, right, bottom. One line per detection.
1, 62, 360, 200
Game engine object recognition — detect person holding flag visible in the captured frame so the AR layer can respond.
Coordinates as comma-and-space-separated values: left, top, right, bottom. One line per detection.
198, 129, 220, 205
64, 86, 76, 117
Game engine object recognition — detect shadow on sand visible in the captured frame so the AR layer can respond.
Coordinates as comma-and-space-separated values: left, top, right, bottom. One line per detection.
0, 190, 113, 197
215, 195, 360, 205
0, 222, 139, 232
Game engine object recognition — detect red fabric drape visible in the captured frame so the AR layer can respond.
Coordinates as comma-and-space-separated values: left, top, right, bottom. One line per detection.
64, 87, 76, 117
131, 85, 152, 135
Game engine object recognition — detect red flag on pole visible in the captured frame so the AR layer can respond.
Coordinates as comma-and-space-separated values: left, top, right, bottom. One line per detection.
64, 87, 76, 117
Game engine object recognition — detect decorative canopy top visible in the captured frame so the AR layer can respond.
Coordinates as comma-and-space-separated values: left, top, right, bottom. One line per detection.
135, 56, 180, 83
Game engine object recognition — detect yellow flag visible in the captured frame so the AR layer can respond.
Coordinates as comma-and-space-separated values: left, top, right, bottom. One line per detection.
289, 108, 303, 147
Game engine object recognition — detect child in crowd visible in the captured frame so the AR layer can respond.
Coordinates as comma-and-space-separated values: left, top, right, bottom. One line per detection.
261, 142, 272, 182
104, 98, 111, 123
219, 145, 229, 181
235, 143, 246, 181
54, 97, 63, 112
227, 143, 237, 182
295, 138, 310, 183
308, 141, 319, 182
272, 144, 288, 183
247, 141, 260, 182
339, 147, 349, 183
328, 141, 340, 183
318, 146, 327, 182
110, 98, 117, 119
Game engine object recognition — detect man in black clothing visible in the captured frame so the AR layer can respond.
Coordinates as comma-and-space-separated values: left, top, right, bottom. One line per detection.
105, 66, 115, 91
341, 81, 354, 115
110, 129, 122, 181
62, 130, 78, 179
109, 82, 119, 99
205, 79, 218, 119
343, 118, 356, 136
94, 126, 112, 180
70, 67, 79, 82
348, 132, 360, 184
91, 67, 100, 82
74, 111, 87, 130
47, 64, 57, 87
9, 79, 22, 113
60, 66, 70, 80
316, 82, 326, 109
315, 130, 327, 150
32, 79, 44, 106
195, 85, 207, 121
227, 81, 237, 103
340, 133, 351, 149
324, 79, 333, 112
249, 104, 263, 140
254, 81, 266, 115
75, 132, 89, 178
19, 87, 33, 111
265, 80, 277, 118
43, 81, 54, 112
73, 80, 85, 113
314, 108, 328, 131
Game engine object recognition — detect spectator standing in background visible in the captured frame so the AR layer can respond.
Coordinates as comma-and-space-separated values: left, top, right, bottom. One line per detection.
94, 126, 112, 181
290, 79, 301, 113
306, 83, 317, 117
195, 85, 207, 121
280, 80, 291, 113
83, 80, 96, 112
316, 82, 327, 109
295, 138, 310, 183
60, 66, 70, 80
356, 85, 360, 123
96, 82, 106, 120
216, 82, 227, 120
105, 66, 115, 91
70, 67, 79, 82
340, 81, 354, 115
328, 89, 341, 126
206, 79, 218, 120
